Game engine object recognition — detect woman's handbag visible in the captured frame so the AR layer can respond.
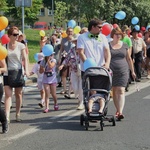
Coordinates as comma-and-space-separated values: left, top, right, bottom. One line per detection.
8, 69, 25, 87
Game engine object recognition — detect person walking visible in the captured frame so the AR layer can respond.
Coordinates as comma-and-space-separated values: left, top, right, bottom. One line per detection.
130, 28, 147, 82
77, 18, 111, 73
39, 53, 59, 113
30, 53, 45, 108
0, 59, 8, 133
3, 26, 29, 123
58, 27, 74, 94
109, 27, 136, 120
59, 37, 84, 110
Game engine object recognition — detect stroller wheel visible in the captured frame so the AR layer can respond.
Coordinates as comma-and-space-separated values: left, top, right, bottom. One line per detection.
80, 114, 84, 126
84, 116, 89, 130
100, 121, 104, 131
112, 116, 116, 126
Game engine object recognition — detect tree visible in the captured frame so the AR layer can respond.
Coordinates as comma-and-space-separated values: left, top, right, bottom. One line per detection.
54, 1, 68, 27
0, 0, 8, 14
4, 0, 43, 26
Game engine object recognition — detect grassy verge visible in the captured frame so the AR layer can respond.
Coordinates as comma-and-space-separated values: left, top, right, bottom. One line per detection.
25, 29, 54, 63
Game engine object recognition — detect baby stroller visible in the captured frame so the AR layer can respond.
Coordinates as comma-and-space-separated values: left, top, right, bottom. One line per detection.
80, 67, 116, 131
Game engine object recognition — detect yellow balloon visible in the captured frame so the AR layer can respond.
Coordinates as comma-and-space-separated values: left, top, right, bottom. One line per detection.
39, 30, 45, 37
61, 31, 67, 38
0, 44, 8, 60
74, 26, 81, 34
0, 16, 8, 31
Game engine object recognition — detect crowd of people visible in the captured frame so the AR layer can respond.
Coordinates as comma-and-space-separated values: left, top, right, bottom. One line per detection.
0, 18, 150, 134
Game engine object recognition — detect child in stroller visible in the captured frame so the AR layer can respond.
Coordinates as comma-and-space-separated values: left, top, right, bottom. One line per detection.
88, 91, 105, 115
80, 67, 115, 131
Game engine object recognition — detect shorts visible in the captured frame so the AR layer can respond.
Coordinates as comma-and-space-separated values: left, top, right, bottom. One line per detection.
145, 57, 150, 70
37, 81, 44, 90
90, 94, 105, 103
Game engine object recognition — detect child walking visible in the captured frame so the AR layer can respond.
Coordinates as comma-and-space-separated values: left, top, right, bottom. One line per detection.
59, 37, 84, 110
40, 53, 58, 113
30, 53, 45, 108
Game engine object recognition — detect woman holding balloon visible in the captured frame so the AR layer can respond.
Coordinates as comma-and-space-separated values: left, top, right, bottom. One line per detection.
3, 26, 29, 123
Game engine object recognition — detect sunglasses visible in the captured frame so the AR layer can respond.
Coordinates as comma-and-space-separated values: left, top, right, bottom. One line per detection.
12, 33, 19, 36
97, 25, 102, 29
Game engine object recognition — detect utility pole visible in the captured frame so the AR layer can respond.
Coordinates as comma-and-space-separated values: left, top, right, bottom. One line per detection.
15, 0, 32, 33
22, 0, 25, 33
52, 0, 54, 27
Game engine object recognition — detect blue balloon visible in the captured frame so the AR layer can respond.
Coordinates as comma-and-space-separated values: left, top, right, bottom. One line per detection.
115, 11, 126, 20
83, 58, 97, 71
134, 25, 140, 31
42, 44, 54, 56
34, 53, 38, 62
131, 17, 139, 25
0, 29, 5, 38
146, 25, 150, 31
67, 20, 76, 28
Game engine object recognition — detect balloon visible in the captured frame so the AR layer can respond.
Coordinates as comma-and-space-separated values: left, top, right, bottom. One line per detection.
0, 44, 8, 60
34, 53, 38, 62
0, 16, 8, 31
146, 25, 150, 31
115, 11, 126, 20
74, 26, 81, 34
1, 34, 10, 45
42, 44, 54, 56
131, 17, 139, 25
67, 20, 76, 28
134, 25, 140, 31
113, 24, 118, 29
39, 30, 45, 37
61, 31, 67, 38
0, 29, 5, 38
83, 58, 97, 71
102, 24, 112, 36
138, 33, 142, 38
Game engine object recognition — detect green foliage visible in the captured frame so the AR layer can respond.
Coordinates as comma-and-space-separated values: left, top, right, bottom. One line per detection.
4, 0, 43, 26
54, 1, 68, 27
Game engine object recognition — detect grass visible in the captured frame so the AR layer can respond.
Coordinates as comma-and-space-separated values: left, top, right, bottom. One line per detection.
25, 29, 54, 63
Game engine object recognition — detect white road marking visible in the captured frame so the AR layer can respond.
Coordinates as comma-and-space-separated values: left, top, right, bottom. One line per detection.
2, 127, 39, 141
50, 109, 77, 120
62, 110, 84, 121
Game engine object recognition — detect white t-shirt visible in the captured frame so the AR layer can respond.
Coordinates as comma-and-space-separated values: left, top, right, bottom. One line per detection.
31, 63, 44, 82
7, 42, 25, 70
77, 32, 109, 71
131, 37, 146, 54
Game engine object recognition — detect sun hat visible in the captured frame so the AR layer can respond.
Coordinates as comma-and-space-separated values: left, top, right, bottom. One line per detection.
37, 53, 44, 61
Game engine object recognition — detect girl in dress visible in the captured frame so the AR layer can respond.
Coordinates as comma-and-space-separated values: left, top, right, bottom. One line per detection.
39, 53, 58, 113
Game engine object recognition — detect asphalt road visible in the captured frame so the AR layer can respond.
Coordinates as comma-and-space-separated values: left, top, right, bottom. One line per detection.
0, 78, 150, 150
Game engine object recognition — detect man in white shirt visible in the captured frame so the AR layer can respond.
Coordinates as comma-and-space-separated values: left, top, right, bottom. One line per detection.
77, 18, 111, 72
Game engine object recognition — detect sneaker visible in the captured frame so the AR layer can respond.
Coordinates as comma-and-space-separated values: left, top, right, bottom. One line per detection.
147, 75, 150, 79
43, 109, 49, 113
16, 115, 22, 122
54, 105, 59, 111
38, 103, 44, 108
2, 121, 9, 134
77, 104, 84, 110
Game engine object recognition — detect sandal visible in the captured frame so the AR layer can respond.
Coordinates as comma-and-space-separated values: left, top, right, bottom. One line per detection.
43, 109, 49, 113
54, 105, 59, 111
